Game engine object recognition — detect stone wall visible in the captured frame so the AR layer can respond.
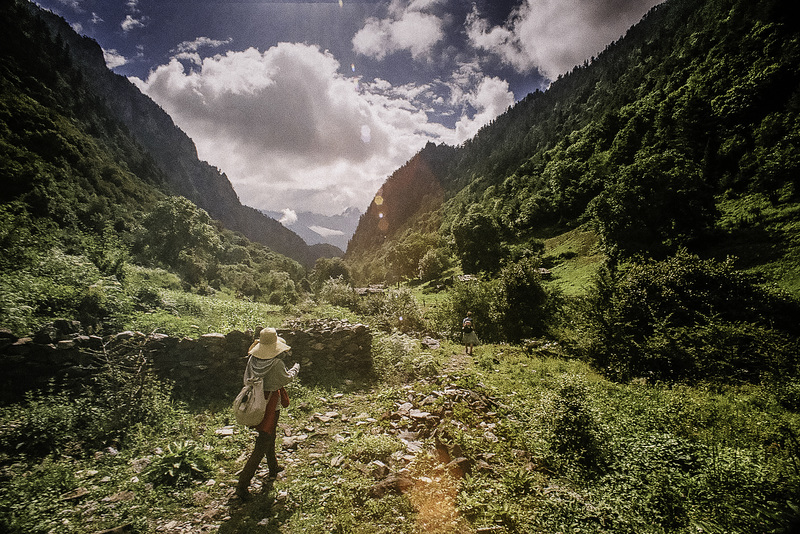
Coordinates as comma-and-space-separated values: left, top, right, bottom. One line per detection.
0, 319, 372, 403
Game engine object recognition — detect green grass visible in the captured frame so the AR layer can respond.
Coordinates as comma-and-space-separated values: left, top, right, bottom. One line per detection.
711, 193, 800, 298
542, 225, 606, 297
122, 290, 288, 337
3, 330, 798, 533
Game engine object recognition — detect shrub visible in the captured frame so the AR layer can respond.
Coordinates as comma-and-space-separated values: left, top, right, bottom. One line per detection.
357, 287, 426, 333
418, 248, 451, 282
494, 257, 560, 341
431, 276, 497, 341
143, 440, 213, 487
432, 259, 560, 343
546, 375, 607, 472
580, 250, 800, 382
1, 339, 177, 457
317, 276, 359, 309
373, 332, 437, 383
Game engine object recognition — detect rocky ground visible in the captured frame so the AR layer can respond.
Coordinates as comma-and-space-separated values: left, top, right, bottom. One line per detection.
146, 349, 495, 534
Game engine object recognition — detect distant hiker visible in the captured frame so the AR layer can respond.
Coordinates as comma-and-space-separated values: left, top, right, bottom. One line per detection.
236, 327, 299, 500
462, 312, 479, 355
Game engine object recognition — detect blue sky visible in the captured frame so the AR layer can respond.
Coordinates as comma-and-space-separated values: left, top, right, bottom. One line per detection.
35, 0, 662, 216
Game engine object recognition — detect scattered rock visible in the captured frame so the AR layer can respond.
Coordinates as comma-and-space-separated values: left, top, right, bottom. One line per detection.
369, 474, 414, 498
92, 524, 133, 534
60, 487, 89, 501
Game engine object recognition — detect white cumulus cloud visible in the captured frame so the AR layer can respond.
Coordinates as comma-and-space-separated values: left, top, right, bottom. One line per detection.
131, 41, 507, 214
279, 209, 298, 226
353, 0, 444, 61
103, 48, 128, 68
466, 0, 662, 80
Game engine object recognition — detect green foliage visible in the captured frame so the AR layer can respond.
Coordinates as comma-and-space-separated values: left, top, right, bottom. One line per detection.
431, 277, 496, 341
135, 197, 222, 283
545, 375, 608, 472
580, 250, 800, 382
2, 342, 177, 458
123, 289, 284, 337
0, 248, 134, 335
344, 434, 404, 463
143, 440, 213, 488
589, 149, 716, 257
449, 204, 508, 274
311, 256, 352, 291
372, 332, 438, 383
418, 247, 451, 282
432, 259, 559, 343
494, 256, 559, 341
358, 287, 427, 333
317, 276, 359, 309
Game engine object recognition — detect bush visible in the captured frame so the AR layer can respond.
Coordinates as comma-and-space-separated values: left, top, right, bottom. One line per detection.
580, 250, 800, 382
373, 332, 438, 383
545, 375, 607, 472
494, 257, 560, 341
432, 259, 560, 343
418, 248, 451, 282
317, 276, 359, 309
357, 287, 426, 333
143, 440, 213, 487
1, 340, 177, 457
431, 276, 497, 341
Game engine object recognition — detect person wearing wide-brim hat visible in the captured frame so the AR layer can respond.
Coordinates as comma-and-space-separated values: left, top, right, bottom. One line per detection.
236, 327, 299, 500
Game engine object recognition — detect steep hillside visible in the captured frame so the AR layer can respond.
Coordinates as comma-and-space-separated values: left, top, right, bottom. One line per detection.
4, 0, 331, 268
346, 0, 800, 292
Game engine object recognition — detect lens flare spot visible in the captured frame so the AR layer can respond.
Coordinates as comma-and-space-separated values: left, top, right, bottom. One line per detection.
374, 195, 384, 206
360, 124, 371, 143
378, 218, 389, 232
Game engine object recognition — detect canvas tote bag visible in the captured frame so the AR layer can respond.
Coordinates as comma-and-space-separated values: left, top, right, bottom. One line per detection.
233, 377, 267, 426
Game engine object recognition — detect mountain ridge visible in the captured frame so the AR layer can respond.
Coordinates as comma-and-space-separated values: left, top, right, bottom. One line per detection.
12, 0, 333, 268
346, 0, 800, 290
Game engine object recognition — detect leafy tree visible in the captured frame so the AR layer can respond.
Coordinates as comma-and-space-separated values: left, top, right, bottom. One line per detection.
450, 205, 507, 274
418, 248, 451, 282
589, 150, 716, 257
311, 257, 351, 291
136, 197, 221, 283
580, 250, 800, 382
494, 257, 557, 341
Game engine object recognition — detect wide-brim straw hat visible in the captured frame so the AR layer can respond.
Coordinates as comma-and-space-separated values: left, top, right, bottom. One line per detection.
249, 327, 291, 359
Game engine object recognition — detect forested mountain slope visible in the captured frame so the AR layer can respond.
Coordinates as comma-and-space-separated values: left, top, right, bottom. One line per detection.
347, 0, 800, 291
1, 0, 336, 269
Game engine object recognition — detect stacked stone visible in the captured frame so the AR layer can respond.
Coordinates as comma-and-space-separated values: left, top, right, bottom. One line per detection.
278, 318, 373, 381
0, 319, 374, 402
0, 320, 104, 402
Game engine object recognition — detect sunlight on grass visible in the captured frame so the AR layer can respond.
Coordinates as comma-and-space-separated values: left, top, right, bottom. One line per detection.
123, 289, 285, 336
543, 225, 606, 297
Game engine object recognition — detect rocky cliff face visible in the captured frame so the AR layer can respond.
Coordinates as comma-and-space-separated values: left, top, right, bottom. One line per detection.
21, 0, 327, 267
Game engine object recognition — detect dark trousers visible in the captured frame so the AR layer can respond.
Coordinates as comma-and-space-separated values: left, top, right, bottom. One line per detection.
238, 410, 280, 490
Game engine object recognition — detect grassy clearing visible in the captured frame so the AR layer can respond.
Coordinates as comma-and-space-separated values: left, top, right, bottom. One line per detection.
2, 327, 798, 533
542, 226, 606, 297
712, 194, 800, 298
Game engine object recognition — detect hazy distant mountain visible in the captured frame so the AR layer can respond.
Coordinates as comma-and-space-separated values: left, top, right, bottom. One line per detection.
263, 207, 360, 253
